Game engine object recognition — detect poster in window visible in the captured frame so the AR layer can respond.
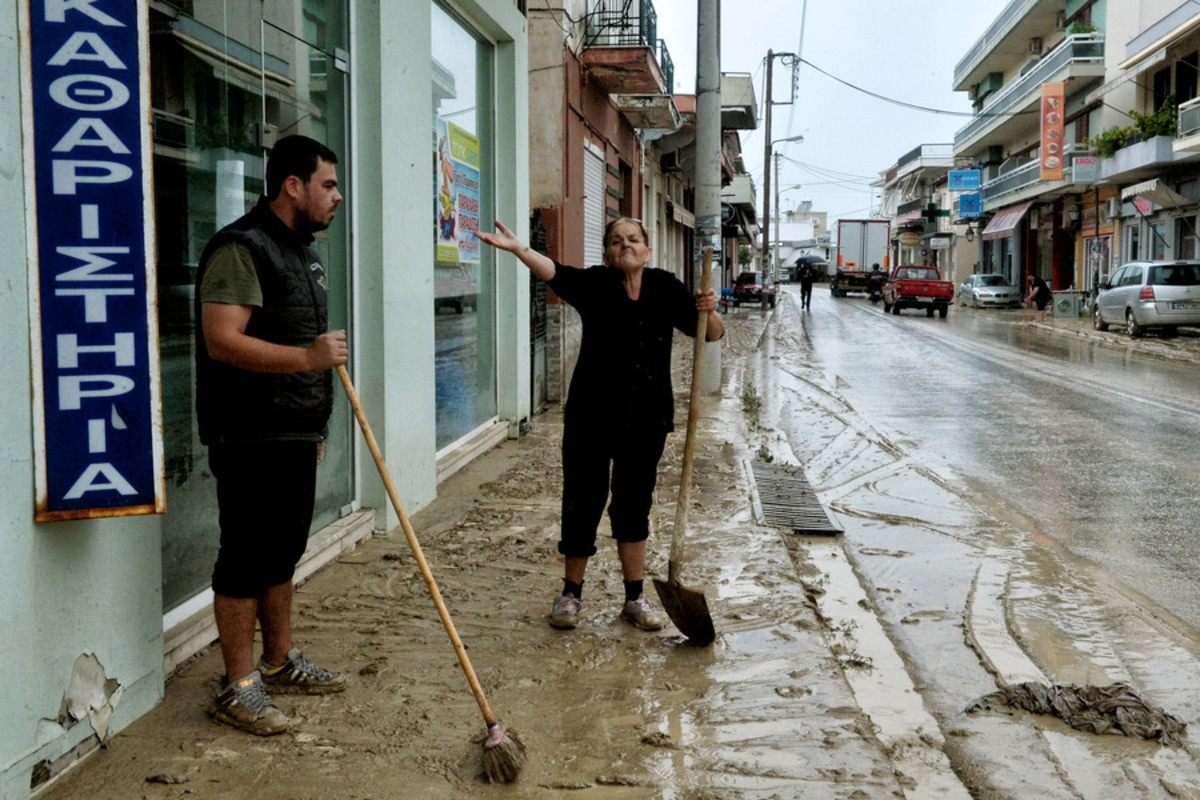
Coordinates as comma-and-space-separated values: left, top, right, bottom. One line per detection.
435, 117, 481, 264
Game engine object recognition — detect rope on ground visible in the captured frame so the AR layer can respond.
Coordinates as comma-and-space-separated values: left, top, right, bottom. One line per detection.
965, 682, 1187, 746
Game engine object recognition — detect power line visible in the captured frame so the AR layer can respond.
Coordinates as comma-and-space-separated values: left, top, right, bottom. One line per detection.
798, 57, 1037, 118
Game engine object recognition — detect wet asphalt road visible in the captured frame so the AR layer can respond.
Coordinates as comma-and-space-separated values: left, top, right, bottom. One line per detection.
780, 284, 1200, 634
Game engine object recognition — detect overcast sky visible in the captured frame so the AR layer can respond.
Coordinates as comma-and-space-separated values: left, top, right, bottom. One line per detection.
651, 0, 1012, 223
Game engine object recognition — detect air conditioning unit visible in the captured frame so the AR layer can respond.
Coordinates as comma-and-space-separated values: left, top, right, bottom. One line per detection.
1029, 37, 1043, 55
1056, 12, 1067, 31
1106, 197, 1121, 219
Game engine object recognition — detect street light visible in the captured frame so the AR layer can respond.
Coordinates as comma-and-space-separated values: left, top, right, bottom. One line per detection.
760, 49, 800, 286
761, 130, 804, 288
774, 176, 803, 281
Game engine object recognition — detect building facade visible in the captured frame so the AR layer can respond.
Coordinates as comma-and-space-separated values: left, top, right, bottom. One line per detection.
953, 0, 1109, 298
955, 0, 1200, 317
2, 1, 530, 797
877, 144, 974, 287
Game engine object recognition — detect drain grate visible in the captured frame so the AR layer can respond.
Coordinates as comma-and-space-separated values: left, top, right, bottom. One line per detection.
749, 460, 843, 535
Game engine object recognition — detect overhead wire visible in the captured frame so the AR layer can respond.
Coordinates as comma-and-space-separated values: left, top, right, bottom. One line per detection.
797, 57, 1037, 118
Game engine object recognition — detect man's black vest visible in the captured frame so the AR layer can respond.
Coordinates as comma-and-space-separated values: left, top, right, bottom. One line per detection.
194, 197, 332, 445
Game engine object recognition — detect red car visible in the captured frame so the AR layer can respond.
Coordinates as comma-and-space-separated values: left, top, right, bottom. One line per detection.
882, 265, 954, 317
733, 271, 777, 308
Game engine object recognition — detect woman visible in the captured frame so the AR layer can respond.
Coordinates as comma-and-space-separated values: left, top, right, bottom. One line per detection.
1026, 272, 1052, 322
476, 217, 724, 632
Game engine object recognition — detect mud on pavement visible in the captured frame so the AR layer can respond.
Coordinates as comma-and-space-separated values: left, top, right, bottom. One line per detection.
35, 287, 1200, 799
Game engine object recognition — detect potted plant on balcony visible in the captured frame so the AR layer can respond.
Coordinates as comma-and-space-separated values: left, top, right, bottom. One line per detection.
1085, 96, 1176, 158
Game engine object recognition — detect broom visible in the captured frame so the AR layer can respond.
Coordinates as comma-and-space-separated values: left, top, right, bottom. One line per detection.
336, 365, 526, 783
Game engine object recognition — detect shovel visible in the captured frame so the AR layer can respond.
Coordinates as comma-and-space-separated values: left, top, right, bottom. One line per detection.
653, 246, 717, 646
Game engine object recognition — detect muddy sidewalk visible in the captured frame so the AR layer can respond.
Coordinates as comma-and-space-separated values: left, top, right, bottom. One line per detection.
37, 309, 956, 800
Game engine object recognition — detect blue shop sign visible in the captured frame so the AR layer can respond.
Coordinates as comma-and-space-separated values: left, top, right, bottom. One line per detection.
21, 0, 164, 521
958, 193, 982, 219
948, 169, 982, 191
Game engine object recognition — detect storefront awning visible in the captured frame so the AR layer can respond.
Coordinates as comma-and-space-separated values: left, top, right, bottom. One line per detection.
981, 200, 1033, 241
1121, 179, 1193, 210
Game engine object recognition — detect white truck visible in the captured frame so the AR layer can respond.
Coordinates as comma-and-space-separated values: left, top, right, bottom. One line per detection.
831, 219, 890, 297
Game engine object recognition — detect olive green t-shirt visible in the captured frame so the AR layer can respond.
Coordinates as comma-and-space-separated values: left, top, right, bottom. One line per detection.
198, 242, 263, 307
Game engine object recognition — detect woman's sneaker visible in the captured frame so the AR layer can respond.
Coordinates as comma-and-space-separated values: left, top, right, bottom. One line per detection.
210, 671, 290, 736
260, 649, 347, 695
620, 595, 663, 631
549, 593, 581, 629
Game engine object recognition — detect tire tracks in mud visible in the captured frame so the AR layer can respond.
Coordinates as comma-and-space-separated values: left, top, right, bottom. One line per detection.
728, 288, 1200, 799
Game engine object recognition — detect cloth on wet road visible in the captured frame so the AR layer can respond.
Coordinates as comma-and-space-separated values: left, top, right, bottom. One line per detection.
965, 682, 1187, 746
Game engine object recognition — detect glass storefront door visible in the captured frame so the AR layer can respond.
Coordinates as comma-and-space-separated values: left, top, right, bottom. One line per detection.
432, 3, 497, 451
150, 0, 352, 612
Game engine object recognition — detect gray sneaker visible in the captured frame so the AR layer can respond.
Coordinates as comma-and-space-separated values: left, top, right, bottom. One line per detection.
259, 648, 347, 695
210, 671, 290, 736
549, 593, 581, 629
620, 595, 663, 631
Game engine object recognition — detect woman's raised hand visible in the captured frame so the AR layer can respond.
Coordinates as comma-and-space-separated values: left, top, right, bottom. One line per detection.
476, 220, 524, 253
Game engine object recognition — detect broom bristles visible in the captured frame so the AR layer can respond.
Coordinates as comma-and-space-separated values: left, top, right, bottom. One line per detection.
482, 724, 526, 784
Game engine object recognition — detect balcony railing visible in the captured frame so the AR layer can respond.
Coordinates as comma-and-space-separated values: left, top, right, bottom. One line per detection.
953, 0, 1038, 88
982, 143, 1091, 205
586, 0, 657, 49
1179, 95, 1200, 139
955, 33, 1104, 149
657, 38, 673, 94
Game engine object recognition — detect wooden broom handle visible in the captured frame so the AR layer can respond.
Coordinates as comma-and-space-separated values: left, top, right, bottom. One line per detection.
668, 247, 713, 583
336, 364, 497, 727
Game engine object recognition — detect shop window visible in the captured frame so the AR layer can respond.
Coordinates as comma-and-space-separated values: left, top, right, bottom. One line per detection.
1178, 218, 1197, 260
152, 0, 352, 613
1150, 222, 1167, 260
433, 3, 497, 450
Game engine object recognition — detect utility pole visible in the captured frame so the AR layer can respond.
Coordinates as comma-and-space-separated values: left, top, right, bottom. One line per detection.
761, 49, 774, 279
773, 150, 781, 285
695, 0, 721, 393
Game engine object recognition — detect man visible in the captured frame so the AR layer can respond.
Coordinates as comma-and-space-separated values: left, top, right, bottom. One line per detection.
797, 261, 815, 310
867, 263, 886, 301
195, 135, 348, 735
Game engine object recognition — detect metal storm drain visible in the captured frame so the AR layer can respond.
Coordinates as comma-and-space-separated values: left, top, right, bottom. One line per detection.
750, 460, 843, 535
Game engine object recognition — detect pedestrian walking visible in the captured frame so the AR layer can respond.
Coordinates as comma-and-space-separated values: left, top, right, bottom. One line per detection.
476, 217, 724, 632
798, 261, 815, 309
195, 134, 349, 736
1025, 272, 1052, 322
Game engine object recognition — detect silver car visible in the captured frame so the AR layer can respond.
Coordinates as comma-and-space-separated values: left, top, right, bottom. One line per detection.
1093, 260, 1200, 337
958, 273, 1021, 308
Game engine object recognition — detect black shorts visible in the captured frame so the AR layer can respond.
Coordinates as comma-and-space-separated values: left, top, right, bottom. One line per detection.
209, 439, 318, 597
559, 422, 669, 558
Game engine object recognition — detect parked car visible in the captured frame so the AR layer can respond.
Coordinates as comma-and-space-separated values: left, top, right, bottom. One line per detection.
733, 271, 776, 308
434, 264, 478, 313
1093, 260, 1200, 337
958, 273, 1021, 308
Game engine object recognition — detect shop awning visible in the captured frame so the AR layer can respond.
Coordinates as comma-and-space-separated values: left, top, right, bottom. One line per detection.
1121, 179, 1193, 210
981, 200, 1033, 241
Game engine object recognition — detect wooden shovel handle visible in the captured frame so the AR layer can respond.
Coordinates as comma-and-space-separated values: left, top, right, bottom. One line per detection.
336, 364, 497, 727
668, 247, 713, 583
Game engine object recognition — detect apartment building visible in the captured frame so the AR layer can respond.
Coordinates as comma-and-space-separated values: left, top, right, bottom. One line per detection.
877, 144, 975, 288
955, 0, 1200, 311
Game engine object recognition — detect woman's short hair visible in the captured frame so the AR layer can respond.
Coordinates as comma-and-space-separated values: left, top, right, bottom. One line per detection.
604, 216, 648, 243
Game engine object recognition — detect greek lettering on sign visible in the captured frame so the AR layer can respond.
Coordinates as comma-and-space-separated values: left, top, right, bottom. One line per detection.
23, 0, 163, 520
